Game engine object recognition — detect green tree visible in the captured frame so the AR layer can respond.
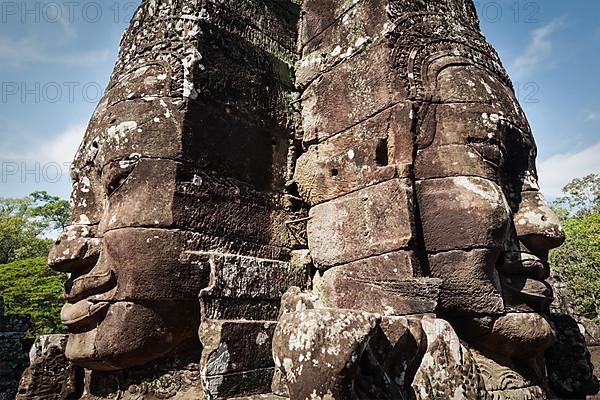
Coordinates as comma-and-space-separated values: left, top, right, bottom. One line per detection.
0, 192, 69, 264
551, 174, 600, 322
0, 193, 70, 337
555, 174, 599, 216
28, 191, 70, 231
0, 257, 66, 337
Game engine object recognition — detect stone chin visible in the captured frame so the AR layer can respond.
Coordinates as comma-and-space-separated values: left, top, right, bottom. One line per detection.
471, 312, 556, 361
64, 301, 194, 371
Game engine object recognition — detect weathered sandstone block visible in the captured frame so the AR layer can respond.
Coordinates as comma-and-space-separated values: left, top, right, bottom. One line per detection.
307, 179, 416, 268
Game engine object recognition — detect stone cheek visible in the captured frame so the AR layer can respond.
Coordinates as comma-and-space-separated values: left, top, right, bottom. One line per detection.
172, 169, 292, 253
416, 177, 512, 252
307, 179, 417, 269
60, 229, 209, 304
428, 250, 504, 316
317, 256, 441, 316
428, 104, 503, 148
98, 158, 178, 233
66, 301, 200, 371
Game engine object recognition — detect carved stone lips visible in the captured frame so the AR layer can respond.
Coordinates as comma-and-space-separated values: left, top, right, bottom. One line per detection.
64, 267, 116, 303
62, 265, 117, 328
498, 252, 553, 312
61, 300, 110, 327
502, 275, 553, 300
497, 252, 549, 281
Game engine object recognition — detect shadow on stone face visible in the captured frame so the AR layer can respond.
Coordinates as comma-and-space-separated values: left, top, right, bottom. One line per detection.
0, 297, 30, 400
545, 314, 599, 398
18, 335, 203, 400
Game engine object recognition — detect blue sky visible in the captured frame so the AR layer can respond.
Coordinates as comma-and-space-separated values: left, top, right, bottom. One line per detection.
0, 0, 598, 201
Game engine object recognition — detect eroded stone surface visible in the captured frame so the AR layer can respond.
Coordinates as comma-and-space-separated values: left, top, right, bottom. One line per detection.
307, 179, 416, 269
272, 308, 379, 400
197, 253, 309, 321
0, 299, 29, 400
17, 335, 80, 400
200, 320, 277, 399
545, 315, 599, 398
411, 318, 486, 400
317, 258, 441, 315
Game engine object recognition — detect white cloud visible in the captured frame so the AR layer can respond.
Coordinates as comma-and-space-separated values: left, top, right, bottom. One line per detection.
0, 124, 85, 199
1, 123, 85, 171
511, 19, 564, 77
585, 112, 599, 121
538, 143, 600, 199
35, 124, 85, 166
0, 35, 111, 68
31, 124, 85, 174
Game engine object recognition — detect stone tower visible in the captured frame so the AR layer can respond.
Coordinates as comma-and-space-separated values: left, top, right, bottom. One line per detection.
17, 1, 599, 399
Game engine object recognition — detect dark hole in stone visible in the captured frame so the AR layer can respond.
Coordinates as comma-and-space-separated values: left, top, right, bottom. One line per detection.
376, 138, 389, 166
286, 181, 301, 198
331, 168, 339, 177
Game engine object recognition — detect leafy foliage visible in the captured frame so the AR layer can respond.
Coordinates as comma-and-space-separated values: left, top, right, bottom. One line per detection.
550, 174, 600, 322
28, 191, 70, 231
0, 192, 69, 337
0, 191, 69, 264
0, 257, 67, 338
555, 174, 599, 216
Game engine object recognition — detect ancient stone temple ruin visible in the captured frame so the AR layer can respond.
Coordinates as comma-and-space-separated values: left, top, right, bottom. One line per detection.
0, 298, 29, 400
17, 0, 600, 399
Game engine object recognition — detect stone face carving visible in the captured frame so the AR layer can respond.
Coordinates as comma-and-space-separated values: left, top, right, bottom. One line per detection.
47, 0, 303, 376
35, 0, 599, 399
274, 0, 598, 398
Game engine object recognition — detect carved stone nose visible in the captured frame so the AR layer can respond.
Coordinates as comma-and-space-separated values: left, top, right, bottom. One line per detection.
48, 225, 101, 273
514, 191, 565, 253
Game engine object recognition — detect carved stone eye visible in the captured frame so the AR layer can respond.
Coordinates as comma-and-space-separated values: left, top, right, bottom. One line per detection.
101, 159, 138, 197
